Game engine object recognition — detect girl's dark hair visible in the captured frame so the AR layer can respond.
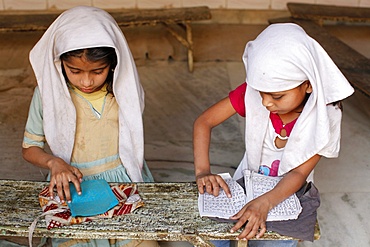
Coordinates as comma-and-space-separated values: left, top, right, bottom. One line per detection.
302, 80, 343, 111
60, 47, 117, 95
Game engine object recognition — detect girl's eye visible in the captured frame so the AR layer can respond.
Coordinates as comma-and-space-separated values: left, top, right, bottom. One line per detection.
272, 95, 283, 100
93, 70, 104, 75
70, 70, 80, 74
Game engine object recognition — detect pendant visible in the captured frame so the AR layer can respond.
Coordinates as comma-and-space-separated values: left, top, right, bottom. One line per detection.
275, 128, 288, 148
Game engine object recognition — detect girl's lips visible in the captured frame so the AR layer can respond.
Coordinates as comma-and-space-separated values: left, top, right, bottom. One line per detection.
80, 88, 93, 93
267, 108, 278, 114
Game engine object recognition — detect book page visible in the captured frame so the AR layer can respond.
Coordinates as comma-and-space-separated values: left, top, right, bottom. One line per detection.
244, 170, 302, 221
198, 173, 247, 219
198, 171, 303, 221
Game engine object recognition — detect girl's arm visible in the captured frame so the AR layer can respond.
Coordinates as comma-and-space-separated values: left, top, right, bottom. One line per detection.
230, 154, 321, 240
193, 97, 237, 197
22, 146, 83, 203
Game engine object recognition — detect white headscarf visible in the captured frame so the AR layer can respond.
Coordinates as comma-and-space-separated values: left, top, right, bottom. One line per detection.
234, 23, 354, 180
29, 6, 145, 182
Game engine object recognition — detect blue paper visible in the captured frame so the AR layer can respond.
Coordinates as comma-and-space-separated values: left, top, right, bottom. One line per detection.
68, 179, 119, 217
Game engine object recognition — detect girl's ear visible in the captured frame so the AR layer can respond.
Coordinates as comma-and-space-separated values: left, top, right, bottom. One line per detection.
305, 81, 313, 94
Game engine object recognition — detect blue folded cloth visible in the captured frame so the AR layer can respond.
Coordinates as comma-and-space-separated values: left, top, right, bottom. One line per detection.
68, 179, 119, 217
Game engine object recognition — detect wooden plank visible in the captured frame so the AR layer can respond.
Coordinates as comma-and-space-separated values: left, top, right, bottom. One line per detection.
0, 12, 58, 31
0, 6, 211, 32
287, 3, 370, 23
0, 7, 211, 72
111, 6, 211, 27
269, 17, 370, 98
0, 179, 310, 245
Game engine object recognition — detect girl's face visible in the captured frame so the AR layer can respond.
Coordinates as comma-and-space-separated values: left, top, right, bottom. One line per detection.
259, 81, 312, 115
62, 56, 110, 93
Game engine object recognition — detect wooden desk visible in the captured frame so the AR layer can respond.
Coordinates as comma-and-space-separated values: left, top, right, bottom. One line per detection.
0, 7, 212, 72
0, 180, 299, 247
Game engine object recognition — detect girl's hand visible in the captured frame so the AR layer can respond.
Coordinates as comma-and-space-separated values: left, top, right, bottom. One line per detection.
196, 173, 232, 198
228, 154, 321, 239
48, 157, 83, 203
230, 196, 270, 240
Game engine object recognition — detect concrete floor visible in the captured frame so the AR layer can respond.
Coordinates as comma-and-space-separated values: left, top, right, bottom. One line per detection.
0, 23, 369, 246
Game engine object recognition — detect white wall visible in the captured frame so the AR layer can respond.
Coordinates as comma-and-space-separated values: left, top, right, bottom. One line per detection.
0, 0, 369, 11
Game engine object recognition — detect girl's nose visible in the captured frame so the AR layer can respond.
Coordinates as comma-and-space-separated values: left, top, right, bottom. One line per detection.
80, 74, 93, 87
261, 96, 273, 107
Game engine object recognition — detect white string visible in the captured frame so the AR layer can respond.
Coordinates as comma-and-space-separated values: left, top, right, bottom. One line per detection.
28, 208, 66, 247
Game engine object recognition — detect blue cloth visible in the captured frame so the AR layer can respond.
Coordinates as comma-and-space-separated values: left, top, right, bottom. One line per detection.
68, 179, 118, 217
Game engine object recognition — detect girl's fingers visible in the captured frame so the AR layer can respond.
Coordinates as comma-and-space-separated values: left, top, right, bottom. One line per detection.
234, 216, 258, 240
73, 168, 83, 181
197, 182, 205, 194
230, 210, 249, 233
64, 171, 83, 202
69, 172, 82, 196
204, 176, 218, 195
231, 213, 267, 240
245, 221, 260, 240
217, 178, 231, 198
230, 206, 246, 220
47, 166, 83, 203
238, 224, 252, 240
211, 180, 220, 196
63, 181, 72, 203
256, 223, 266, 239
55, 179, 65, 203
205, 180, 214, 195
48, 179, 56, 199
70, 179, 82, 196
196, 174, 230, 197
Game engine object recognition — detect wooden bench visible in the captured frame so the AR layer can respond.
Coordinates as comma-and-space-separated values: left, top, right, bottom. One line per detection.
269, 3, 370, 98
0, 6, 212, 72
0, 179, 320, 247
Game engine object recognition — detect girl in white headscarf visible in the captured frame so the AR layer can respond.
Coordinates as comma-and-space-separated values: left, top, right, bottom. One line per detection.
193, 23, 354, 246
22, 6, 158, 247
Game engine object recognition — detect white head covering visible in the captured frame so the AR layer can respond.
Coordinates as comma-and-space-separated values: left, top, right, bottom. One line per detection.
29, 6, 145, 182
234, 23, 354, 180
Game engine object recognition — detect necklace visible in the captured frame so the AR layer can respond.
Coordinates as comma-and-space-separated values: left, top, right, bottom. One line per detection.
270, 112, 298, 140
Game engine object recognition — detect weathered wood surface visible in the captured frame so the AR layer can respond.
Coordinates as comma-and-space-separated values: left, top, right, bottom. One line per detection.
287, 3, 370, 23
112, 6, 211, 27
0, 180, 299, 246
0, 6, 211, 72
0, 6, 211, 32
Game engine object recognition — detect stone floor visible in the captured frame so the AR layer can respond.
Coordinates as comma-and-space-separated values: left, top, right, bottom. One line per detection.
0, 23, 369, 246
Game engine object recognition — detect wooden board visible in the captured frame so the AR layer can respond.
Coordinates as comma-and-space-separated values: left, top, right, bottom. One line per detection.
0, 180, 310, 247
287, 3, 370, 23
0, 6, 211, 31
111, 6, 211, 27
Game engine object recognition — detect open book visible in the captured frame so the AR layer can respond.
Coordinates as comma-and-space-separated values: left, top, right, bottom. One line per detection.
198, 171, 302, 221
